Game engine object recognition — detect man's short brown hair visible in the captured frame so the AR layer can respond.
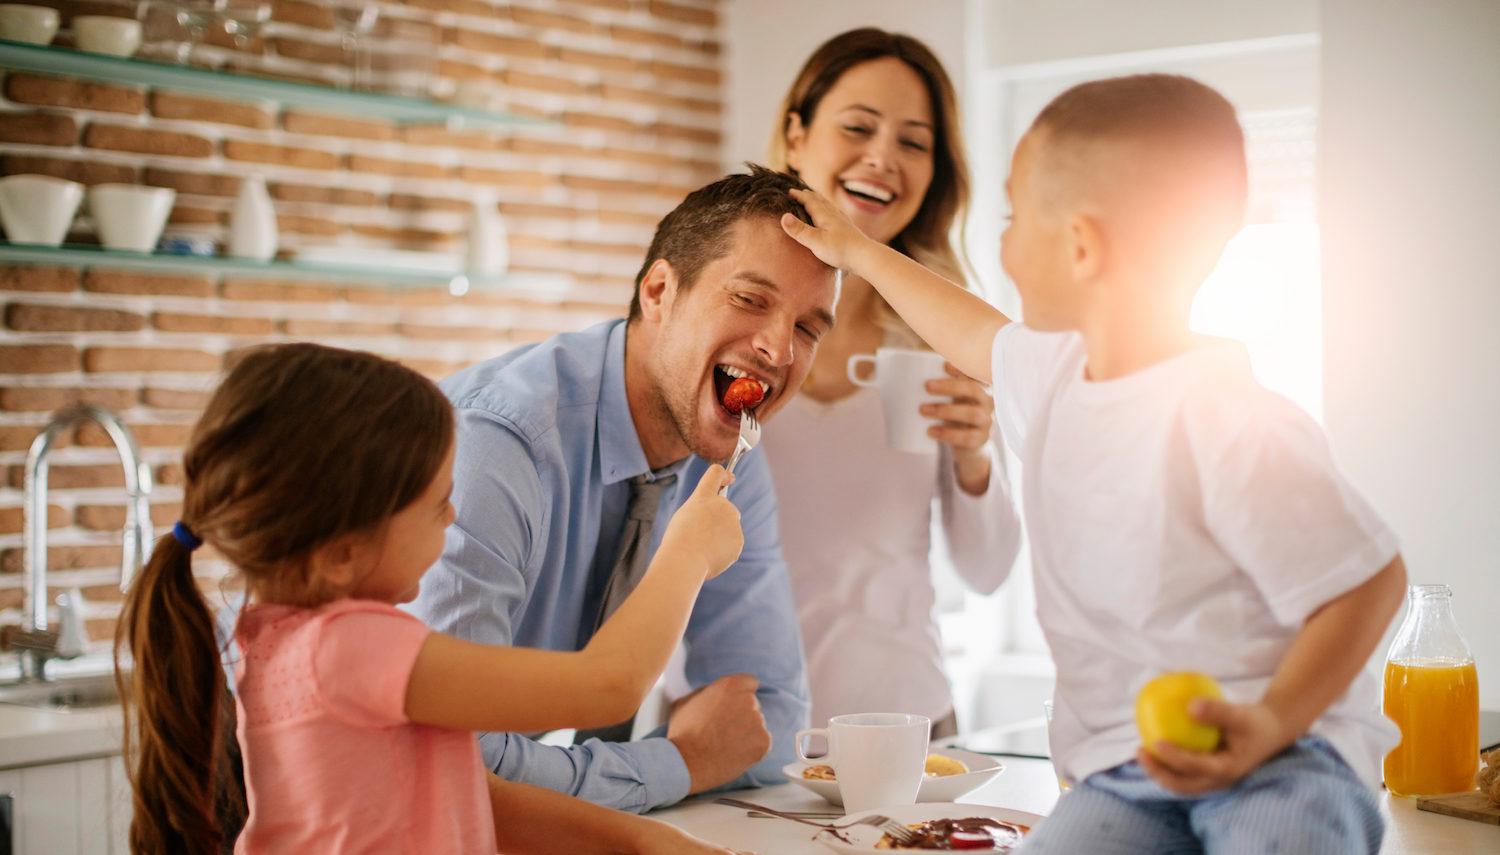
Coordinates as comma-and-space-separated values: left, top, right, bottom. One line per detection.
628, 165, 816, 321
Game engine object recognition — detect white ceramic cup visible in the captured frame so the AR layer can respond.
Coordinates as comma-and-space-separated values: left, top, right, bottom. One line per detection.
796, 712, 930, 815
847, 347, 948, 454
72, 15, 142, 56
0, 4, 59, 44
0, 174, 84, 246
89, 184, 176, 252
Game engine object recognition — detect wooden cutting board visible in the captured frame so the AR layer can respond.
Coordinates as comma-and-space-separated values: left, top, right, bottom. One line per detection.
1416, 790, 1500, 825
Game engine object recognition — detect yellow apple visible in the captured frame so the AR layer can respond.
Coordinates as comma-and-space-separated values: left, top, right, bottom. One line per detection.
1135, 671, 1223, 756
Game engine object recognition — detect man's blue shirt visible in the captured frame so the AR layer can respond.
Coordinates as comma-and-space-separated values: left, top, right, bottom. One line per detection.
406, 318, 810, 813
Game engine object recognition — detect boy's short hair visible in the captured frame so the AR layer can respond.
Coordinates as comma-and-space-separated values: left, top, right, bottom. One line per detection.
628, 165, 815, 321
1031, 74, 1247, 265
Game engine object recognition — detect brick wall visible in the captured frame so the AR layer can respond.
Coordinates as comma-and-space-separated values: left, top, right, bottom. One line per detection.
0, 0, 723, 650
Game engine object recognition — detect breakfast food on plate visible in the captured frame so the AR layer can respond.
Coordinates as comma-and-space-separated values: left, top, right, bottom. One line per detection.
875, 816, 1028, 850
1135, 671, 1224, 756
1479, 748, 1500, 806
802, 753, 968, 781
721, 376, 765, 414
924, 753, 969, 777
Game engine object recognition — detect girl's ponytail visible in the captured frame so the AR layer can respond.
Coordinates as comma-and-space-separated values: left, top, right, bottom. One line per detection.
116, 527, 224, 854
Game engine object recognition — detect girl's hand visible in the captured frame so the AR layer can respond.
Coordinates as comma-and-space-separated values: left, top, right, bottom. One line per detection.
634, 819, 755, 855
922, 363, 994, 491
782, 187, 873, 272
660, 465, 743, 580
1136, 697, 1294, 795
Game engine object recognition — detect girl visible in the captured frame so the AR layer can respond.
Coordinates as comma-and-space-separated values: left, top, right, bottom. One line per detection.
115, 342, 745, 855
760, 28, 1023, 735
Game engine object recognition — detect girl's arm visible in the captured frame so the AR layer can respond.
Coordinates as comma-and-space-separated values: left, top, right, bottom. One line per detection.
405, 466, 742, 734
782, 188, 1010, 384
1140, 554, 1407, 793
485, 772, 747, 855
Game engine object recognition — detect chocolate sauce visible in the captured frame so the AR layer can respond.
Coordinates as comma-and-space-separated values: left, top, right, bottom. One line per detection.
881, 816, 1026, 850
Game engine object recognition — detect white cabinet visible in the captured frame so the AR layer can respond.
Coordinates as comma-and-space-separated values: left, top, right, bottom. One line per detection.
0, 755, 129, 855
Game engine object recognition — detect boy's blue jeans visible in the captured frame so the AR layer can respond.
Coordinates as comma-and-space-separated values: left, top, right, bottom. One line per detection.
1017, 737, 1384, 855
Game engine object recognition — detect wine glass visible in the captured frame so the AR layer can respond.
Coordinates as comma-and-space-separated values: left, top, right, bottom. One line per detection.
218, 0, 270, 52
171, 0, 226, 65
331, 3, 379, 90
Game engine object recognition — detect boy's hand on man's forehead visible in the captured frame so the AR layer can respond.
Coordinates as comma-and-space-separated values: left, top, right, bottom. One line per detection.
781, 187, 865, 273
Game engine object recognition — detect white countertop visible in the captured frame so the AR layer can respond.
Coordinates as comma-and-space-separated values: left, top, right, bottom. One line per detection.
0, 701, 123, 769
0, 656, 127, 769
650, 756, 1500, 854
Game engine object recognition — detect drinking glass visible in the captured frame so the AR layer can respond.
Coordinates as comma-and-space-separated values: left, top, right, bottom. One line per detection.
331, 2, 379, 90
171, 0, 225, 64
218, 0, 269, 51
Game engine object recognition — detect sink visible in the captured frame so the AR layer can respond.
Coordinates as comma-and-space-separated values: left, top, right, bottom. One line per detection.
0, 672, 122, 712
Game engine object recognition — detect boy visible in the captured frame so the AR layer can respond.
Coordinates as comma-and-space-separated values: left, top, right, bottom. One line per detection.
782, 74, 1407, 853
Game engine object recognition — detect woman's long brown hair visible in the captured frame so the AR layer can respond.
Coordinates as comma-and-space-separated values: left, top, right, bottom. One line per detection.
766, 28, 975, 348
767, 28, 972, 283
115, 342, 453, 854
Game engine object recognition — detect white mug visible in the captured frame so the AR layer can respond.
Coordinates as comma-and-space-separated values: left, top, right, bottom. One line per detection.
0, 4, 60, 45
796, 712, 930, 814
72, 15, 142, 57
89, 184, 176, 252
0, 174, 83, 246
847, 347, 947, 454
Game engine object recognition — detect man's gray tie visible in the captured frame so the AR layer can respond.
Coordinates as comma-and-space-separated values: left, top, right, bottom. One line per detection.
574, 471, 676, 744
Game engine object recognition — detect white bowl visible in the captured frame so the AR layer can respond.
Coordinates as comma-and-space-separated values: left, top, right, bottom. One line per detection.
0, 4, 59, 44
783, 748, 1006, 807
0, 174, 84, 246
72, 15, 141, 56
89, 184, 175, 252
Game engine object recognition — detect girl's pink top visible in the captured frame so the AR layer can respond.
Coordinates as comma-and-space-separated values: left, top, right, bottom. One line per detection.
233, 599, 495, 854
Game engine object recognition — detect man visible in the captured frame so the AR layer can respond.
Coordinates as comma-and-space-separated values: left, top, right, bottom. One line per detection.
408, 166, 839, 813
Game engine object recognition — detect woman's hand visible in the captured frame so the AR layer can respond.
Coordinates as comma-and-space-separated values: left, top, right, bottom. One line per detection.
922, 363, 994, 495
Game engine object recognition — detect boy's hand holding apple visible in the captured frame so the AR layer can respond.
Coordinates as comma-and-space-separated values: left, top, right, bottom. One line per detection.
1135, 671, 1298, 795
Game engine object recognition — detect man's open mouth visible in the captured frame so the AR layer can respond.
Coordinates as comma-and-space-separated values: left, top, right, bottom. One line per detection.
713, 364, 770, 415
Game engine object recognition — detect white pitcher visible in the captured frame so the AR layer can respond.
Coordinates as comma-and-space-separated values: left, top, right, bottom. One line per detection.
467, 195, 508, 279
229, 175, 278, 260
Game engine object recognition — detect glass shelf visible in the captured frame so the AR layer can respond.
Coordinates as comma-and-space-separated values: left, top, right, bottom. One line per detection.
0, 241, 564, 296
0, 39, 551, 129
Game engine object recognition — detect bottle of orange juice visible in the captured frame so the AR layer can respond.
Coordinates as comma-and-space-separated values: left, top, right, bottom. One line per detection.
1382, 584, 1480, 797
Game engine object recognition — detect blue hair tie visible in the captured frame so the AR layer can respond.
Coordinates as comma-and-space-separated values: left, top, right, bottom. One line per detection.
172, 521, 203, 552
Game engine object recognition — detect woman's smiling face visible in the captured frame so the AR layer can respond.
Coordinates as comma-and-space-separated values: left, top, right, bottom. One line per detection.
785, 56, 936, 247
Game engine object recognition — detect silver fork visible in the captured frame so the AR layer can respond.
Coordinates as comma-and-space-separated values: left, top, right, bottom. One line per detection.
718, 407, 760, 497
713, 798, 918, 845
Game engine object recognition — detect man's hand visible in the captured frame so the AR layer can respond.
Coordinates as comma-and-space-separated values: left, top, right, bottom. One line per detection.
1137, 697, 1293, 794
667, 673, 771, 793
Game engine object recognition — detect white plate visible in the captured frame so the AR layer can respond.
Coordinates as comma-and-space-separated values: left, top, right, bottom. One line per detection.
783, 748, 1004, 807
811, 802, 1041, 852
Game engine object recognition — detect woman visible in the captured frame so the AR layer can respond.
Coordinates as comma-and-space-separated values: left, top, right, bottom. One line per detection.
761, 28, 1023, 737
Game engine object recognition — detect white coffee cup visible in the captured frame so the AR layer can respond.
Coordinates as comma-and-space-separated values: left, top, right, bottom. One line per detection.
0, 174, 84, 246
89, 184, 176, 252
796, 712, 930, 814
847, 347, 948, 454
73, 15, 142, 57
0, 4, 59, 44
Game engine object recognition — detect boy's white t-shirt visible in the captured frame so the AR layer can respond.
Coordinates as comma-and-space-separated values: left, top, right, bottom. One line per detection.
991, 323, 1401, 790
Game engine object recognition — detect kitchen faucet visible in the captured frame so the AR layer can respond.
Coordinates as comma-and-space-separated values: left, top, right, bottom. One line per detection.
1, 405, 152, 681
